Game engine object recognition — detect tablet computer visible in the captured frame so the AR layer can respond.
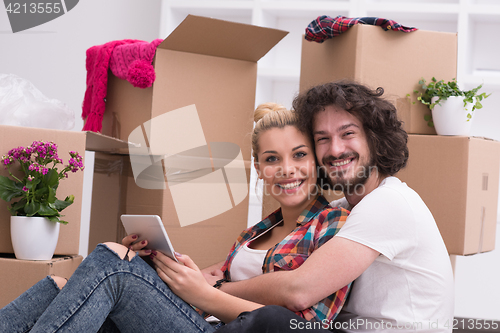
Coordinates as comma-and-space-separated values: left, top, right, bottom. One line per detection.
120, 215, 178, 262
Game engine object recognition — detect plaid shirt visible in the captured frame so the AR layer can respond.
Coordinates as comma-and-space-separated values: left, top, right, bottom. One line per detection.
221, 195, 350, 323
305, 15, 418, 43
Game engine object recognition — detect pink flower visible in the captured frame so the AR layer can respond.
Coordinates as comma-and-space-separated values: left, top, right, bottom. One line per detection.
67, 154, 84, 172
4, 142, 83, 189
22, 186, 28, 192
1, 156, 13, 166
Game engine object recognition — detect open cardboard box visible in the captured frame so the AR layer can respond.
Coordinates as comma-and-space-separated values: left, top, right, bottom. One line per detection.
86, 15, 288, 269
0, 254, 82, 308
0, 124, 130, 255
299, 24, 457, 134
397, 135, 500, 255
98, 15, 288, 143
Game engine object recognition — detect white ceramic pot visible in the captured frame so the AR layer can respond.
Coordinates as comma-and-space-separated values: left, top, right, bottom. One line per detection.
11, 216, 60, 260
431, 96, 474, 136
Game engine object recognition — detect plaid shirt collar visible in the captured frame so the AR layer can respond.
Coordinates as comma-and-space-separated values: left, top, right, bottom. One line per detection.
296, 195, 330, 225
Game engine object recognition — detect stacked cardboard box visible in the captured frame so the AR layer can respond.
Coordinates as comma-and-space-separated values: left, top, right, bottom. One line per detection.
0, 124, 130, 307
85, 15, 288, 269
299, 24, 457, 135
398, 135, 500, 255
290, 23, 499, 255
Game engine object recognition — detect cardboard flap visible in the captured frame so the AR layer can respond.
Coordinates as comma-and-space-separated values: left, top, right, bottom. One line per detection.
85, 131, 136, 153
158, 15, 288, 62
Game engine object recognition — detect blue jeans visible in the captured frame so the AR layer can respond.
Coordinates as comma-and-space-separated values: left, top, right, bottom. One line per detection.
0, 243, 215, 333
0, 244, 328, 333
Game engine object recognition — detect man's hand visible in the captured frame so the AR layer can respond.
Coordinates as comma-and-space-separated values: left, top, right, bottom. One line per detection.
202, 267, 224, 286
200, 261, 225, 286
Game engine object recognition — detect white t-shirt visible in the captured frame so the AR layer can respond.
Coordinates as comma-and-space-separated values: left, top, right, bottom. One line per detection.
332, 177, 454, 333
230, 244, 267, 282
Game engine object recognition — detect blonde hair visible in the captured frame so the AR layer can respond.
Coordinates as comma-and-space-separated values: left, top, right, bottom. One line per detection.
251, 102, 298, 162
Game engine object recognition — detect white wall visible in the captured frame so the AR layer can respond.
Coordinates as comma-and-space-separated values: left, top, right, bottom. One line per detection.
0, 0, 162, 132
453, 226, 500, 320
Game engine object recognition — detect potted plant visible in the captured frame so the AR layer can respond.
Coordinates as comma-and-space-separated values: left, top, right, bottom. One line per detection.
414, 77, 491, 135
0, 141, 84, 260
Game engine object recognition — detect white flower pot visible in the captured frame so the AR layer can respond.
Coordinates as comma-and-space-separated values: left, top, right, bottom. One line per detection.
11, 216, 60, 260
431, 96, 474, 136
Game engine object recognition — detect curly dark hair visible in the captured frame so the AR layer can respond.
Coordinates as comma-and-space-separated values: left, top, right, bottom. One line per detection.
292, 80, 409, 176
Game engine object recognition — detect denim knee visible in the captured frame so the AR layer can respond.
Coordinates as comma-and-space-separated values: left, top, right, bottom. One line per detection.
97, 243, 138, 261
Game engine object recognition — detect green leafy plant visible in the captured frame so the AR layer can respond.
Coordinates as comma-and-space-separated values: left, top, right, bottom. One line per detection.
0, 141, 84, 224
414, 77, 491, 126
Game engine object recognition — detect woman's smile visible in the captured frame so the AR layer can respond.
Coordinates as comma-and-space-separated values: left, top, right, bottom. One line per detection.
256, 126, 318, 213
275, 179, 305, 192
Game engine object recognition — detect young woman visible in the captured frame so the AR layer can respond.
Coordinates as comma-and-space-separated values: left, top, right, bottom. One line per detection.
0, 103, 350, 332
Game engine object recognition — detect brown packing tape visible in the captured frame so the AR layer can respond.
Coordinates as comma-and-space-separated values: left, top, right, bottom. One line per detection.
94, 154, 124, 175
478, 173, 489, 254
478, 206, 485, 254
471, 136, 496, 142
465, 137, 499, 254
111, 111, 121, 141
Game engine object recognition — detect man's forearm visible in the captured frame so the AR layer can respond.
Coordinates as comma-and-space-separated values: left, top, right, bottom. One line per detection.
218, 237, 379, 312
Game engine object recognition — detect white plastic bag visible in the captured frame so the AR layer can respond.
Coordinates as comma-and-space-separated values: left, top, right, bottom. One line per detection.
0, 73, 75, 130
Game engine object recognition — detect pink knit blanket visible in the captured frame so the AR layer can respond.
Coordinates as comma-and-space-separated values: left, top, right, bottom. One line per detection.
82, 38, 162, 133
110, 38, 163, 86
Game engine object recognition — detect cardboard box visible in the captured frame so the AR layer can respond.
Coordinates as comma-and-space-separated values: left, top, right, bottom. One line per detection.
397, 135, 500, 255
0, 124, 129, 255
0, 254, 82, 308
299, 24, 458, 134
99, 15, 288, 142
86, 16, 288, 269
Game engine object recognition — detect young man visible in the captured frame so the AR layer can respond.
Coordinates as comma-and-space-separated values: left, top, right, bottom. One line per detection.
218, 81, 454, 332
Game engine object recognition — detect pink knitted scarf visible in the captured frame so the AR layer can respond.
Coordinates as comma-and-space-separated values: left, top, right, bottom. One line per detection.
82, 38, 162, 133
